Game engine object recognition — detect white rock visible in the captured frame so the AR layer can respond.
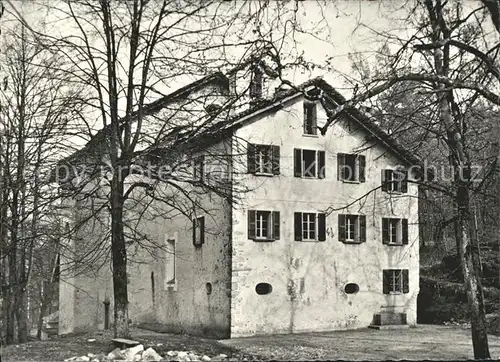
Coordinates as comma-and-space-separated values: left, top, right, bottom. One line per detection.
142, 347, 162, 361
202, 356, 211, 362
218, 354, 227, 359
189, 352, 200, 361
70, 357, 90, 362
122, 344, 144, 361
87, 353, 96, 358
177, 351, 190, 361
166, 351, 177, 357
107, 347, 124, 360
87, 338, 96, 343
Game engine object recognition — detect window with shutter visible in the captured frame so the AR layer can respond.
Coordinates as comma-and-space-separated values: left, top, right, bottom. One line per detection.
250, 67, 263, 99
383, 269, 409, 294
303, 101, 317, 135
338, 153, 365, 182
193, 156, 204, 181
193, 216, 205, 247
248, 210, 279, 241
339, 214, 365, 244
294, 148, 326, 179
381, 168, 408, 193
295, 212, 326, 242
382, 218, 407, 246
248, 144, 279, 176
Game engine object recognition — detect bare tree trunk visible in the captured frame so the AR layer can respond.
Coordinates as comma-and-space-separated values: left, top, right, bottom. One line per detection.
111, 175, 129, 338
456, 180, 490, 359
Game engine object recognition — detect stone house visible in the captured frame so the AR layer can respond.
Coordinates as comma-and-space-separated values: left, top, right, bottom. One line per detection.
58, 63, 420, 338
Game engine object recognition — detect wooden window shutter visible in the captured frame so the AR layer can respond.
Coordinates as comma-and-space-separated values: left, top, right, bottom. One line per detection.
303, 103, 308, 134
318, 213, 326, 241
382, 218, 389, 244
248, 210, 256, 240
337, 153, 346, 180
338, 214, 346, 242
312, 103, 317, 135
359, 155, 366, 182
401, 170, 408, 193
403, 269, 409, 293
382, 169, 391, 191
383, 270, 391, 294
273, 211, 280, 240
318, 151, 326, 179
200, 217, 205, 245
247, 143, 256, 174
294, 212, 302, 241
192, 218, 197, 245
294, 149, 302, 177
272, 146, 280, 175
359, 215, 366, 242
402, 219, 409, 245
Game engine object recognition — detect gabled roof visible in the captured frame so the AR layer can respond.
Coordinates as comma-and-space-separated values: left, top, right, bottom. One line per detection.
223, 77, 421, 166
62, 72, 229, 165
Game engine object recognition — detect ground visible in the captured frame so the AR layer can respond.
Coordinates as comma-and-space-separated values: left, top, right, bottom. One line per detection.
221, 325, 500, 360
2, 325, 500, 361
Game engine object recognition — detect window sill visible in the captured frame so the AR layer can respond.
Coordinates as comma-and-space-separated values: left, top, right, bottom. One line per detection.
302, 133, 319, 138
341, 179, 361, 184
384, 190, 406, 195
385, 243, 405, 246
298, 239, 325, 242
388, 291, 404, 295
252, 238, 275, 242
341, 240, 364, 244
255, 172, 275, 177
165, 282, 177, 291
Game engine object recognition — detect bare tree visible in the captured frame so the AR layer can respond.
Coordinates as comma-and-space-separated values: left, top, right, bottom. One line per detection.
8, 0, 306, 338
0, 17, 84, 344
304, 1, 500, 358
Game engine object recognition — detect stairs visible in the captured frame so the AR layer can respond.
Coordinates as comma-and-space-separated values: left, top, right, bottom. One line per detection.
369, 312, 409, 330
42, 311, 59, 338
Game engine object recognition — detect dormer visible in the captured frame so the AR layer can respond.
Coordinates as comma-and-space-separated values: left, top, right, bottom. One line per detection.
249, 66, 263, 101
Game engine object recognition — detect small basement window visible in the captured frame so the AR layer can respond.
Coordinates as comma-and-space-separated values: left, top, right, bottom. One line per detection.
344, 283, 360, 294
255, 283, 273, 295
206, 282, 212, 295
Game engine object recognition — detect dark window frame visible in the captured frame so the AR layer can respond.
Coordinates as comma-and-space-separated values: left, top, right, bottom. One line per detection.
383, 269, 409, 294
337, 153, 366, 183
338, 214, 366, 244
303, 101, 318, 136
381, 169, 408, 193
248, 210, 280, 241
193, 156, 204, 181
294, 148, 326, 179
192, 216, 205, 247
294, 212, 326, 242
247, 144, 280, 176
382, 218, 409, 245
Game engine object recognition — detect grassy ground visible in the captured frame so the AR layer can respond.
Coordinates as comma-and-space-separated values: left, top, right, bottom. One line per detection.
3, 325, 500, 361
221, 325, 500, 361
0, 327, 254, 362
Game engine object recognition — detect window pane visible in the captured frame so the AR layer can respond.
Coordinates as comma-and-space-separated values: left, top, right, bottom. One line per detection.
302, 150, 316, 177
344, 154, 357, 181
256, 211, 270, 238
302, 213, 316, 240
256, 146, 272, 173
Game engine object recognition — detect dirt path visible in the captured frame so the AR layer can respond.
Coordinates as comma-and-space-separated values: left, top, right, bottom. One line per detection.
220, 325, 500, 360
